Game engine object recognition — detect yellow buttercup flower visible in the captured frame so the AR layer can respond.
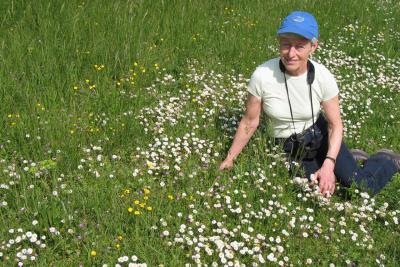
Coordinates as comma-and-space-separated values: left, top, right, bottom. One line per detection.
146, 161, 155, 168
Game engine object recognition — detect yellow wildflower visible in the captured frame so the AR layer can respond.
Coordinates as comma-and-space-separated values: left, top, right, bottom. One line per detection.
146, 161, 155, 168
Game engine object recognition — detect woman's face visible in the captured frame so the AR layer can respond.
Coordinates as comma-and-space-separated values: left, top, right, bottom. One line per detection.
279, 33, 318, 76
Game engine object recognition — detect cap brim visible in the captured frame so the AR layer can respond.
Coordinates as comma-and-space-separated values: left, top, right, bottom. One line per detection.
277, 26, 312, 40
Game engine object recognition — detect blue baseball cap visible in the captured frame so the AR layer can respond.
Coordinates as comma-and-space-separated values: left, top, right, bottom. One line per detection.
277, 11, 319, 43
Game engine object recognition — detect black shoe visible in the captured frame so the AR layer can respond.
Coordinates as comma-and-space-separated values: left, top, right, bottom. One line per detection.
376, 149, 400, 171
351, 149, 369, 163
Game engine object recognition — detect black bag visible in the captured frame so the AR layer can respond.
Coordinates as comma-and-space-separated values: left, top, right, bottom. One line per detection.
283, 124, 323, 160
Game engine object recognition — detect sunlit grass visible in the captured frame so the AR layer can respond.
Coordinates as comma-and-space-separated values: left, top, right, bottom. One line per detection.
0, 0, 399, 266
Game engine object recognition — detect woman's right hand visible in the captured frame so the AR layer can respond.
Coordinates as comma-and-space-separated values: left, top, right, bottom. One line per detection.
218, 95, 262, 171
219, 158, 234, 170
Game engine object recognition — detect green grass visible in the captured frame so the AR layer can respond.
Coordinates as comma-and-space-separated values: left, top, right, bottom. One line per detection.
1, 0, 400, 266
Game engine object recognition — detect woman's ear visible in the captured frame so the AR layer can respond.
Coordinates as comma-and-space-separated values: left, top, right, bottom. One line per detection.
311, 40, 318, 53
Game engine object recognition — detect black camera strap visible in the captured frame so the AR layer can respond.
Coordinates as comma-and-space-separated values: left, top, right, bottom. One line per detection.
279, 60, 316, 137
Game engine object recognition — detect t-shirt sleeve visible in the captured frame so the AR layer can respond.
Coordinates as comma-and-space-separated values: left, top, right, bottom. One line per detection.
247, 70, 263, 99
319, 65, 339, 101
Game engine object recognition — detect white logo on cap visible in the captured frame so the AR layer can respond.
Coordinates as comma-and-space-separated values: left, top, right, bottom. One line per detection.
293, 16, 304, 22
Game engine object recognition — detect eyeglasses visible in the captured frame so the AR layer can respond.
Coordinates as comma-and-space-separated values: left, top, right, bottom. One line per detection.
279, 43, 307, 52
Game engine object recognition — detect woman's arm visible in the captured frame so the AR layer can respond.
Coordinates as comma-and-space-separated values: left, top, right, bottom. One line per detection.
219, 95, 262, 170
314, 95, 343, 195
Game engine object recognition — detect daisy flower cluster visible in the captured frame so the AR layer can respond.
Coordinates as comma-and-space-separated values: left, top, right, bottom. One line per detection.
77, 144, 121, 179
315, 21, 400, 145
129, 60, 248, 180
104, 255, 146, 267
0, 227, 47, 266
155, 164, 399, 266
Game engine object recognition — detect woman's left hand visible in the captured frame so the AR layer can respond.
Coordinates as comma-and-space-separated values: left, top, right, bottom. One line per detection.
314, 95, 342, 197
313, 160, 336, 197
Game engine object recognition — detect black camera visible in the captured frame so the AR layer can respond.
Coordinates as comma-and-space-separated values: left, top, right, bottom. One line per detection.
283, 126, 323, 160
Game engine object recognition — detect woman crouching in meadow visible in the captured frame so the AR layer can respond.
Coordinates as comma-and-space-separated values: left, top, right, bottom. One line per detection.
219, 11, 400, 197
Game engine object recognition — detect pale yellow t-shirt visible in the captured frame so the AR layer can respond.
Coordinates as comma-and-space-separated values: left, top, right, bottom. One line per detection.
248, 58, 339, 138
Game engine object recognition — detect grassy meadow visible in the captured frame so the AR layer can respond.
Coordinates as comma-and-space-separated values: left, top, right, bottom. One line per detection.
1, 0, 400, 266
